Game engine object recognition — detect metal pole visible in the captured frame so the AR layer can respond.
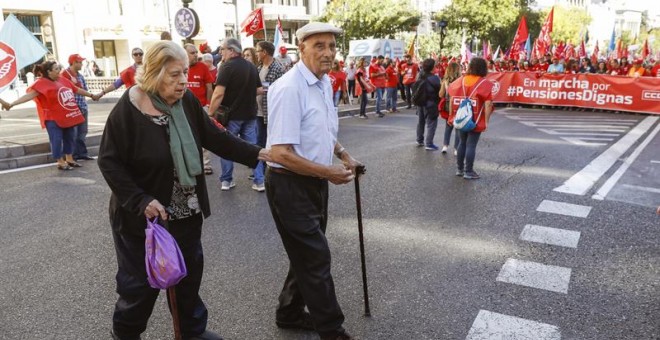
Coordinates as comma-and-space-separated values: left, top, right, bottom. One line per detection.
234, 0, 240, 40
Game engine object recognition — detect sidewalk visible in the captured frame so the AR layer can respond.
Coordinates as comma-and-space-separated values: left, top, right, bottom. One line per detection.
0, 97, 406, 170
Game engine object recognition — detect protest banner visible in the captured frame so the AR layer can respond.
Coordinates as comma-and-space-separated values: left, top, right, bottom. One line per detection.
486, 72, 660, 115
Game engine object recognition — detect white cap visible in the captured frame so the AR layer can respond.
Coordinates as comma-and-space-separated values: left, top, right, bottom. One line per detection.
296, 22, 342, 43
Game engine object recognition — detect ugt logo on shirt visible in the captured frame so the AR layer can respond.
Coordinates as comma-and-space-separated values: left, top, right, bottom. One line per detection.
57, 87, 78, 110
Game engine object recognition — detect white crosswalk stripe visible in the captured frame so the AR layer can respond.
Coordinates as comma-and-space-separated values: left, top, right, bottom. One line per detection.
503, 113, 639, 146
497, 258, 572, 294
466, 310, 561, 340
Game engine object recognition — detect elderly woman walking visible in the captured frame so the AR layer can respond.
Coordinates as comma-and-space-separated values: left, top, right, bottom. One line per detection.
98, 41, 270, 340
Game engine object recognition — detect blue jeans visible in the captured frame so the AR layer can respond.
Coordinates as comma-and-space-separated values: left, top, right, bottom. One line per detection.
220, 119, 260, 183
404, 84, 413, 107
45, 120, 76, 159
443, 122, 460, 148
359, 91, 368, 115
333, 91, 341, 107
385, 87, 397, 111
253, 116, 267, 185
375, 87, 384, 114
73, 108, 89, 158
457, 131, 481, 172
416, 106, 438, 146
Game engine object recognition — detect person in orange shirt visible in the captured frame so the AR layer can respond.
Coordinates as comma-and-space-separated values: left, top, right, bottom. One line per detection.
401, 54, 419, 108
384, 59, 399, 112
447, 57, 495, 180
369, 55, 387, 117
628, 59, 646, 77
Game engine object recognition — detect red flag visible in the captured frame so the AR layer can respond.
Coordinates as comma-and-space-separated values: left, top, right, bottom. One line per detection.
536, 7, 554, 57
565, 43, 576, 60
615, 39, 622, 59
241, 7, 264, 37
591, 41, 599, 64
508, 16, 529, 61
641, 39, 650, 59
578, 40, 587, 59
553, 41, 565, 59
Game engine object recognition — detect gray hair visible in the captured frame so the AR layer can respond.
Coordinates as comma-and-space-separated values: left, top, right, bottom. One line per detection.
223, 38, 242, 54
201, 53, 213, 62
135, 41, 187, 95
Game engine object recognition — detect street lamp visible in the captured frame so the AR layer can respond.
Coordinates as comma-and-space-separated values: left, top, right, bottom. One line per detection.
438, 19, 448, 53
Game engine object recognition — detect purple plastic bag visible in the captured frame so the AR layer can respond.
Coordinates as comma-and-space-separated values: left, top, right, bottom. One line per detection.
145, 217, 187, 289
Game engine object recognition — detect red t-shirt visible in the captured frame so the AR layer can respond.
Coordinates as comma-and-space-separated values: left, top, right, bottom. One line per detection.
328, 70, 347, 93
186, 62, 214, 106
120, 65, 137, 88
385, 65, 398, 88
402, 63, 419, 85
651, 64, 660, 77
447, 75, 494, 133
29, 77, 84, 128
369, 62, 387, 88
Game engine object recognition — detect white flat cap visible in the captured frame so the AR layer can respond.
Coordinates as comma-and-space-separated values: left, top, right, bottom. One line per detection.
296, 22, 343, 42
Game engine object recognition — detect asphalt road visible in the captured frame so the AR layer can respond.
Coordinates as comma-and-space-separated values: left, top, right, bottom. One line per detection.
0, 106, 658, 340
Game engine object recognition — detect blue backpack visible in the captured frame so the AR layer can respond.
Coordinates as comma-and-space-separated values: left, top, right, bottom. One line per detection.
453, 79, 485, 132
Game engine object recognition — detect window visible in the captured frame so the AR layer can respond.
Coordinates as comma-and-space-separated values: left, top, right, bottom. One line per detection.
93, 40, 118, 76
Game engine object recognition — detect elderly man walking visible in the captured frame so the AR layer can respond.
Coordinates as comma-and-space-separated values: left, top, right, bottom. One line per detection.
265, 22, 363, 340
209, 38, 262, 191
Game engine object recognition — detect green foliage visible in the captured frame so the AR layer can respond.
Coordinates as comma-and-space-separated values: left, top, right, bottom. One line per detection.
319, 0, 421, 55
545, 6, 592, 44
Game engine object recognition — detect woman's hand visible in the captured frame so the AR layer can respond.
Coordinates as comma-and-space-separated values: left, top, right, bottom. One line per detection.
145, 199, 169, 221
0, 99, 11, 111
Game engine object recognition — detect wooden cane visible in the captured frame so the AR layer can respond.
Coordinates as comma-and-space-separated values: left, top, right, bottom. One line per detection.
167, 287, 182, 340
353, 165, 371, 317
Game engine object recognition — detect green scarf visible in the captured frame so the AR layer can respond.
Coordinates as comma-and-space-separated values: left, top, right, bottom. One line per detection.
148, 94, 202, 187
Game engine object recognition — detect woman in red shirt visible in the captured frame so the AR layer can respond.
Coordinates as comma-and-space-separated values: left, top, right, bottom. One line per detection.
447, 57, 494, 179
355, 57, 371, 118
384, 60, 399, 112
328, 61, 347, 107
1, 61, 97, 170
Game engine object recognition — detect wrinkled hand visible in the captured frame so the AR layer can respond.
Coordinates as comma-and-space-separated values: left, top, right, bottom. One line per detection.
145, 199, 169, 221
327, 164, 355, 185
343, 157, 365, 177
258, 148, 272, 163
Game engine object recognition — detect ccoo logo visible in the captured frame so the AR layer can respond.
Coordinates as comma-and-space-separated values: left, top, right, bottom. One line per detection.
0, 42, 18, 91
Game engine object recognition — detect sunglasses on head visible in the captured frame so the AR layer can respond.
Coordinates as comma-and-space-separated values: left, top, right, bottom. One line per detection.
133, 52, 144, 56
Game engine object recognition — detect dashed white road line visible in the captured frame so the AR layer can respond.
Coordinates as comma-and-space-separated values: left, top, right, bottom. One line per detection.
497, 258, 572, 294
650, 160, 660, 164
537, 199, 592, 218
520, 224, 581, 248
592, 122, 660, 200
620, 184, 660, 194
553, 116, 659, 195
466, 310, 561, 340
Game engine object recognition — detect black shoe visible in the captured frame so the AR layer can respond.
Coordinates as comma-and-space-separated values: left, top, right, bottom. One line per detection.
76, 155, 95, 161
185, 330, 223, 340
320, 331, 354, 340
276, 311, 316, 331
111, 330, 141, 340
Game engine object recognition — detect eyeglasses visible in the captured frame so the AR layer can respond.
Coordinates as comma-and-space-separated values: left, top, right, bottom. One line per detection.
133, 53, 144, 56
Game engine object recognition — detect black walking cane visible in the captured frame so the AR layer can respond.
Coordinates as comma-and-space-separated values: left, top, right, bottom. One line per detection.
354, 165, 371, 317
167, 287, 183, 340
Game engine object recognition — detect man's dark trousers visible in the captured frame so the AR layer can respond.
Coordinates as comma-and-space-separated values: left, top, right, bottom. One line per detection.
73, 107, 89, 159
265, 169, 345, 336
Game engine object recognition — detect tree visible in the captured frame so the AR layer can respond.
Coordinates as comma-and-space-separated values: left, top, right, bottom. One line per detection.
437, 0, 541, 53
319, 0, 420, 55
544, 6, 591, 44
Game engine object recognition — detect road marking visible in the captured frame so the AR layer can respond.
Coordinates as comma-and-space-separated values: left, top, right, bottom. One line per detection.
651, 160, 660, 164
520, 224, 581, 248
466, 310, 561, 340
620, 184, 660, 194
497, 258, 572, 294
559, 137, 608, 146
0, 162, 55, 175
537, 199, 592, 218
554, 116, 659, 195
592, 123, 660, 200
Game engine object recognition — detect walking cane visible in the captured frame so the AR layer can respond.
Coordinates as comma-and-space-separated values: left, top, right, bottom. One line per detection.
167, 287, 182, 340
353, 165, 371, 317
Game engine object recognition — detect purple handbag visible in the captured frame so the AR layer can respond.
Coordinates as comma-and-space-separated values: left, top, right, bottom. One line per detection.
145, 218, 187, 289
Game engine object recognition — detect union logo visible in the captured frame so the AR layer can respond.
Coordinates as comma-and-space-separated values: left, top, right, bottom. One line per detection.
57, 87, 79, 110
0, 42, 18, 91
491, 80, 500, 95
